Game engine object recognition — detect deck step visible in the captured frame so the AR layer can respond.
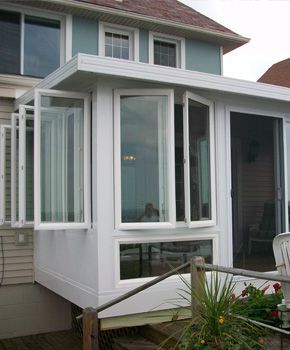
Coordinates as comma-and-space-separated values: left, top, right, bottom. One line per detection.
113, 335, 161, 350
140, 320, 190, 349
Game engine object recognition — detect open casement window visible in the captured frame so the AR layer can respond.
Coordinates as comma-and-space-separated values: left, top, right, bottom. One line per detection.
11, 107, 34, 227
114, 89, 175, 230
183, 91, 216, 227
0, 125, 11, 225
34, 89, 90, 230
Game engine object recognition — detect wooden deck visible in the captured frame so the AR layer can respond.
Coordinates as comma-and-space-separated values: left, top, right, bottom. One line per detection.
0, 330, 82, 350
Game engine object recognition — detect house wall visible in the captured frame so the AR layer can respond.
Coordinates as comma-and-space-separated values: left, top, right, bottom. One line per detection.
0, 283, 71, 339
71, 15, 221, 74
72, 16, 99, 56
185, 39, 221, 74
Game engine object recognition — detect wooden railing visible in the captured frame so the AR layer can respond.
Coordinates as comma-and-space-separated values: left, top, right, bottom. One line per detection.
82, 257, 290, 350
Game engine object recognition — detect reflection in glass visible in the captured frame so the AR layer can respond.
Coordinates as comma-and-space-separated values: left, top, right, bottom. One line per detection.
154, 40, 176, 67
188, 99, 211, 221
0, 10, 20, 75
40, 96, 84, 223
120, 240, 212, 279
105, 32, 129, 60
120, 95, 168, 223
24, 16, 60, 77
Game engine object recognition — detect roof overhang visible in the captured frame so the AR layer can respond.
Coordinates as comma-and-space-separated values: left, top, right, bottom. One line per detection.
4, 0, 249, 54
15, 53, 290, 109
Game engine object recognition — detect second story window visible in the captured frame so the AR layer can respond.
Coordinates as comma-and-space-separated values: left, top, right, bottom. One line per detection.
99, 22, 139, 61
149, 32, 185, 69
0, 8, 63, 78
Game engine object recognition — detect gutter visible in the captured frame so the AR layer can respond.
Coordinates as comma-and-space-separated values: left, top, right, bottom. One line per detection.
37, 0, 250, 49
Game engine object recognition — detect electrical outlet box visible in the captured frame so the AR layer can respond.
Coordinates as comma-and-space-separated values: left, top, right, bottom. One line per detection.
15, 232, 29, 246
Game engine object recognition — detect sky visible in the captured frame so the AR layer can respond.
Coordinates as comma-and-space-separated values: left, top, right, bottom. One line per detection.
179, 0, 290, 82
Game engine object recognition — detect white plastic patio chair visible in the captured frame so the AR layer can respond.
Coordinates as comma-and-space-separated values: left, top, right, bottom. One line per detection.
273, 232, 290, 308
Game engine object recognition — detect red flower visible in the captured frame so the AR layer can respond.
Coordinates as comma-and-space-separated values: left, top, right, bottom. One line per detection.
273, 283, 281, 293
268, 309, 279, 318
231, 293, 236, 300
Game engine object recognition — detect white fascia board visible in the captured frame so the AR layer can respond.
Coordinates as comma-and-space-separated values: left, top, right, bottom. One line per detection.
77, 54, 290, 103
15, 53, 290, 108
41, 0, 249, 47
14, 55, 79, 110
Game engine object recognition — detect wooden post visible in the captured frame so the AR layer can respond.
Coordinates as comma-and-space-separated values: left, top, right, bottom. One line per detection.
83, 307, 99, 350
191, 256, 205, 319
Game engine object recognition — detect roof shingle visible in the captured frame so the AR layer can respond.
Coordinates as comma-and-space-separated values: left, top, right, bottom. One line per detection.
258, 58, 290, 88
76, 0, 239, 36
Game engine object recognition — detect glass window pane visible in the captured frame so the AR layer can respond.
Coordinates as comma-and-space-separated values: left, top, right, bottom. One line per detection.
188, 99, 211, 221
0, 10, 20, 74
120, 240, 212, 279
105, 31, 130, 60
175, 105, 185, 221
26, 116, 34, 222
121, 47, 129, 60
105, 44, 113, 57
24, 16, 60, 78
40, 96, 84, 223
154, 40, 176, 68
105, 32, 112, 45
120, 95, 168, 223
113, 45, 121, 59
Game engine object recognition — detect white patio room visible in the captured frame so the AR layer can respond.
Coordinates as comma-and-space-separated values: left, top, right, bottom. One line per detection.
9, 53, 290, 321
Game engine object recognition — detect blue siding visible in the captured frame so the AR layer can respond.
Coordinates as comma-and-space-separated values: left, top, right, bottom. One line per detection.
185, 39, 221, 75
72, 16, 98, 56
139, 29, 149, 63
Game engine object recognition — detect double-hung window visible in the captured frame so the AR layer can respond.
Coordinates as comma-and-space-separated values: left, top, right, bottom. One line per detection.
114, 89, 175, 229
0, 125, 11, 225
149, 32, 185, 69
34, 90, 90, 230
99, 22, 139, 61
0, 8, 65, 78
11, 106, 34, 227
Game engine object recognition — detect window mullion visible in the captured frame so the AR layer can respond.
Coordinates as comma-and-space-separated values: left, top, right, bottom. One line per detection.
20, 12, 24, 75
11, 113, 19, 226
183, 92, 190, 226
19, 105, 26, 226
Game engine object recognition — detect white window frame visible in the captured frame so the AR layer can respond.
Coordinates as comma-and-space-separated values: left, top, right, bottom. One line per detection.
11, 107, 34, 227
34, 89, 91, 230
114, 89, 175, 230
149, 32, 185, 69
183, 91, 216, 228
99, 22, 139, 61
0, 4, 71, 76
115, 233, 219, 285
0, 125, 11, 225
11, 113, 19, 227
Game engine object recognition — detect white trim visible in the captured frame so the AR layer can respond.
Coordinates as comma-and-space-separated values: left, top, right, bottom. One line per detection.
99, 22, 139, 61
34, 89, 91, 230
15, 54, 290, 109
225, 104, 286, 267
11, 113, 20, 227
149, 31, 185, 69
114, 88, 175, 230
284, 118, 289, 231
65, 14, 72, 61
219, 46, 223, 75
183, 91, 216, 228
115, 233, 219, 286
